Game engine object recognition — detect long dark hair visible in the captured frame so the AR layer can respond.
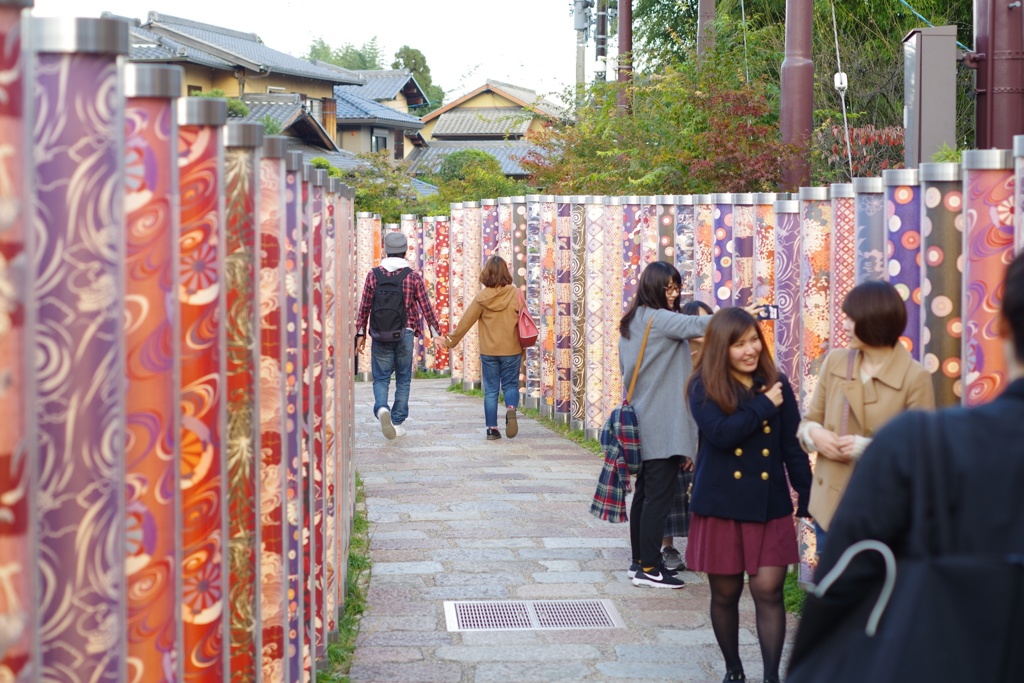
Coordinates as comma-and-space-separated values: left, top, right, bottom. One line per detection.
620, 261, 683, 339
688, 307, 778, 414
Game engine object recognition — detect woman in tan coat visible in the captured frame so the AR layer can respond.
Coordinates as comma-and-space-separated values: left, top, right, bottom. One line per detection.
799, 281, 935, 550
437, 256, 522, 440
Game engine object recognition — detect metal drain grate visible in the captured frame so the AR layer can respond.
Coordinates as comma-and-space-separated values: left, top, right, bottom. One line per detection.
443, 599, 625, 632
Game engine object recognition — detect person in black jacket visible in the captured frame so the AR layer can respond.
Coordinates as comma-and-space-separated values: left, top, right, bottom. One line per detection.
686, 307, 812, 683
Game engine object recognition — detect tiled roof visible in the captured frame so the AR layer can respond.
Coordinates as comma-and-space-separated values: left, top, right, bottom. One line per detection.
287, 141, 365, 172
336, 69, 424, 102
142, 12, 363, 84
236, 101, 304, 130
409, 177, 438, 197
430, 107, 531, 139
486, 79, 566, 119
234, 95, 336, 150
406, 140, 542, 177
333, 88, 424, 129
123, 19, 234, 70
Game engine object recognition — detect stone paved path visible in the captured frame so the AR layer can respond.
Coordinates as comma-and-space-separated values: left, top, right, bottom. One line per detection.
350, 379, 798, 683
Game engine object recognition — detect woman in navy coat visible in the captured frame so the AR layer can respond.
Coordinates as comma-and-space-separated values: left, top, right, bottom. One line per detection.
686, 307, 812, 683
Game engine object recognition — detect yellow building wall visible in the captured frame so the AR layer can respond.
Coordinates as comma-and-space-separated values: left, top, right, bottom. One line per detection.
420, 90, 543, 142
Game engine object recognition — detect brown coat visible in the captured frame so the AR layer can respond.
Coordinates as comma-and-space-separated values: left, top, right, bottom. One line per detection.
802, 345, 935, 530
444, 284, 522, 357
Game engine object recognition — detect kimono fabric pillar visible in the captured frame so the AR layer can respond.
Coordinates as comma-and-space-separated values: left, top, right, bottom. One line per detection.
753, 193, 778, 357
539, 196, 558, 418
693, 194, 715, 307
401, 213, 424, 372
31, 17, 129, 680
433, 216, 451, 374
282, 150, 306, 681
223, 121, 264, 681
640, 196, 659, 265
773, 200, 802, 390
481, 199, 499, 261
962, 149, 1015, 407
712, 193, 735, 309
335, 184, 356, 615
583, 197, 607, 440
354, 212, 374, 380
656, 195, 676, 264
798, 186, 831, 413
554, 197, 573, 423
883, 169, 923, 357
448, 203, 465, 386
622, 196, 642, 308
919, 162, 965, 408
177, 95, 229, 683
602, 197, 623, 410
421, 216, 437, 372
675, 195, 696, 298
732, 194, 756, 308
829, 184, 856, 348
322, 178, 339, 639
0, 2, 33, 675
298, 161, 316, 679
569, 196, 586, 432
462, 201, 482, 391
1018, 136, 1024, 255
853, 177, 886, 284
497, 197, 514, 265
511, 196, 528, 396
124, 62, 184, 683
307, 168, 328, 660
525, 196, 543, 409
257, 135, 289, 681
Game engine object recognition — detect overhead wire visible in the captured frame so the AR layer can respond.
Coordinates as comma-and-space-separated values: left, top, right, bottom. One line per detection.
829, 0, 855, 180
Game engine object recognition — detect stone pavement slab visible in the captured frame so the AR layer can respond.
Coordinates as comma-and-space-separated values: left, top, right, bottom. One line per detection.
351, 379, 797, 683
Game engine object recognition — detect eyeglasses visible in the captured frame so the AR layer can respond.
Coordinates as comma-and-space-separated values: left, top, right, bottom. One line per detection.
664, 285, 680, 295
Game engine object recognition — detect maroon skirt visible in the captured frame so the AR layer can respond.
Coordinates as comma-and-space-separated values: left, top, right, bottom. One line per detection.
685, 513, 799, 576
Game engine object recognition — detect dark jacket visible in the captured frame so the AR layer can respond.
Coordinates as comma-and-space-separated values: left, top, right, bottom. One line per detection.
688, 373, 812, 522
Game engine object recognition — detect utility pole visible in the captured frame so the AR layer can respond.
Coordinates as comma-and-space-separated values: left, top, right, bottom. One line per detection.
697, 0, 716, 59
617, 0, 632, 112
779, 0, 813, 189
970, 0, 1024, 148
574, 0, 594, 107
595, 0, 607, 82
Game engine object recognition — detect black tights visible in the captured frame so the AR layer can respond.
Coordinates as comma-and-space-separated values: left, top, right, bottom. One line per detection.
708, 566, 787, 681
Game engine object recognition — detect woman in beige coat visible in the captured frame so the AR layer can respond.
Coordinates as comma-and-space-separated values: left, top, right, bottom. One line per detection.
437, 256, 522, 440
799, 281, 935, 550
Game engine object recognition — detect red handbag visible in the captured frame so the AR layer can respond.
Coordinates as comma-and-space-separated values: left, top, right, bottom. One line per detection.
515, 287, 539, 348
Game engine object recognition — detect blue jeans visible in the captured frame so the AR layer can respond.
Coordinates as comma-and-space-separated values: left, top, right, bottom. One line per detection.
371, 329, 414, 425
814, 520, 828, 557
480, 354, 521, 428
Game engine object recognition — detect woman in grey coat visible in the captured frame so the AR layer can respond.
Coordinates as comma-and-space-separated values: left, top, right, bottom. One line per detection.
621, 261, 712, 588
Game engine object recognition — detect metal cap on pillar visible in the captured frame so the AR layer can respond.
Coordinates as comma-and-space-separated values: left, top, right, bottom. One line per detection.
223, 122, 263, 149
262, 135, 288, 159
962, 149, 1013, 170
829, 183, 855, 198
797, 187, 829, 201
286, 151, 303, 172
774, 200, 800, 214
177, 97, 227, 127
125, 63, 182, 98
918, 162, 962, 182
32, 16, 128, 53
852, 177, 884, 193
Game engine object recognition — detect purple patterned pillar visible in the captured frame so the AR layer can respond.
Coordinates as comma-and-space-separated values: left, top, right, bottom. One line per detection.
732, 194, 755, 308
622, 196, 642, 311
753, 193, 778, 356
919, 162, 964, 408
962, 150, 1015, 407
554, 197, 573, 422
853, 177, 886, 284
655, 196, 676, 264
569, 196, 586, 431
32, 17, 128, 680
0, 2, 33, 677
829, 184, 856, 349
883, 169, 922, 357
693, 194, 715, 307
481, 199, 499, 263
674, 196, 695, 298
712, 193, 735, 309
773, 200, 802, 393
798, 187, 831, 412
124, 62, 183, 683
525, 196, 543, 407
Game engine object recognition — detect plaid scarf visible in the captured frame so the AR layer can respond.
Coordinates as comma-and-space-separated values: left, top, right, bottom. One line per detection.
590, 401, 643, 523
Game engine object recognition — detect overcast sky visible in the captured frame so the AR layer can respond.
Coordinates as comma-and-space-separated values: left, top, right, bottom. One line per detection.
32, 0, 593, 102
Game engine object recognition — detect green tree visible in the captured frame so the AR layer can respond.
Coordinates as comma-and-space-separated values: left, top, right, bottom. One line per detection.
305, 36, 383, 70
415, 150, 530, 214
343, 151, 419, 222
392, 45, 445, 113
195, 88, 249, 118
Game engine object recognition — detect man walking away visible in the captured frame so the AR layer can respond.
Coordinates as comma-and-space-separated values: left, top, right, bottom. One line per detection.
356, 232, 441, 439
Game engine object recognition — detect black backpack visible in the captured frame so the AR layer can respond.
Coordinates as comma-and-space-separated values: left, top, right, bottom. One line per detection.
368, 267, 411, 342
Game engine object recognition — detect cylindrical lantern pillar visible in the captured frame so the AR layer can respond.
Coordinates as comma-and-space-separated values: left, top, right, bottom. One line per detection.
798, 186, 831, 412
693, 194, 715, 307
462, 201, 482, 391
622, 196, 642, 309
308, 168, 327, 660
773, 200, 802, 392
433, 216, 451, 374
524, 196, 543, 409
919, 162, 965, 408
177, 95, 229, 682
401, 213, 424, 372
830, 183, 856, 348
539, 196, 558, 418
583, 197, 606, 439
32, 17, 129, 680
655, 195, 675, 264
674, 196, 695, 298
853, 177, 886, 284
0, 1, 33, 676
354, 212, 375, 380
322, 178, 339, 639
962, 150, 1015, 406
554, 197, 573, 423
511, 196, 528, 396
497, 197, 513, 265
640, 196, 659, 265
569, 196, 587, 431
299, 162, 317, 679
481, 199, 499, 262
732, 193, 755, 308
753, 193, 778, 356
883, 169, 922, 357
448, 203, 465, 386
422, 216, 437, 372
712, 193, 735, 309
603, 197, 624, 409
124, 62, 184, 683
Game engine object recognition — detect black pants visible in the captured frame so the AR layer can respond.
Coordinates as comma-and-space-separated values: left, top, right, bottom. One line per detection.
629, 456, 682, 567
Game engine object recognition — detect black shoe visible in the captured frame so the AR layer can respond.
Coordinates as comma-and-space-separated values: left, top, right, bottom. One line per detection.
505, 409, 518, 438
486, 428, 501, 440
723, 669, 746, 682
631, 566, 685, 588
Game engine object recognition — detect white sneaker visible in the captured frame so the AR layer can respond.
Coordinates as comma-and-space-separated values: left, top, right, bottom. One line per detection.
393, 424, 407, 437
378, 407, 396, 439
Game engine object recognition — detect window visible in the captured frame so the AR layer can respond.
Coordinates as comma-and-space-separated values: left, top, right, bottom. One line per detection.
371, 127, 388, 153
394, 133, 404, 160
